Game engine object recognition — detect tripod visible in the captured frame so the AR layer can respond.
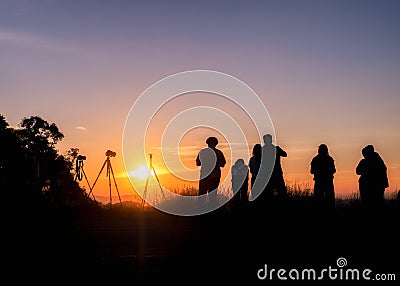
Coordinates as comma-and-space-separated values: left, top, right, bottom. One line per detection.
89, 151, 122, 205
74, 156, 96, 200
142, 153, 166, 207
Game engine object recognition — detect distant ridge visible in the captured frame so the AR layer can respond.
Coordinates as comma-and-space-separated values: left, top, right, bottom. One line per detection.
93, 194, 140, 205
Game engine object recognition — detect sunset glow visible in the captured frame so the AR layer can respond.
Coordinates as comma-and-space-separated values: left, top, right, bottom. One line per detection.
1, 1, 399, 200
3, 2, 399, 282
129, 165, 150, 180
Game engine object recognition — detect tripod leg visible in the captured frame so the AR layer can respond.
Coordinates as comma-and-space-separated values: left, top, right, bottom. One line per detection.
82, 168, 96, 200
108, 162, 112, 205
90, 159, 107, 196
142, 176, 149, 208
108, 161, 122, 204
152, 167, 166, 201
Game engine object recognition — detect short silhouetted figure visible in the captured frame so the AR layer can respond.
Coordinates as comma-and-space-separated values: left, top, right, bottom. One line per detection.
231, 159, 249, 209
262, 134, 287, 199
356, 145, 388, 208
196, 136, 226, 209
310, 144, 336, 208
248, 144, 262, 189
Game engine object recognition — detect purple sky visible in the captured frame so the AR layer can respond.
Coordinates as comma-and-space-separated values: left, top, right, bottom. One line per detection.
1, 0, 399, 197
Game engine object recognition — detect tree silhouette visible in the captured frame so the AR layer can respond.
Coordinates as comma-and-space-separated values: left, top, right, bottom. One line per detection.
18, 115, 64, 147
0, 114, 94, 209
15, 116, 63, 197
0, 114, 29, 203
0, 114, 8, 130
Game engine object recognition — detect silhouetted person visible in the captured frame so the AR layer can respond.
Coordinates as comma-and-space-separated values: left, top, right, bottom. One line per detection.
196, 136, 226, 209
356, 145, 388, 208
231, 159, 249, 210
310, 144, 336, 208
262, 134, 287, 199
248, 144, 262, 189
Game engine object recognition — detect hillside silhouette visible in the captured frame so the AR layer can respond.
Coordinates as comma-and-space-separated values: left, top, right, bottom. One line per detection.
1, 114, 399, 284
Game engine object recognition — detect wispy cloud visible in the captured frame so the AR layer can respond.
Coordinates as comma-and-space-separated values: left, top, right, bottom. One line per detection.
0, 30, 84, 54
75, 126, 87, 131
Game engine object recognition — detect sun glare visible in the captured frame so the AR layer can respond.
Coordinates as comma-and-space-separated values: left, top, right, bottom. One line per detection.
129, 165, 150, 180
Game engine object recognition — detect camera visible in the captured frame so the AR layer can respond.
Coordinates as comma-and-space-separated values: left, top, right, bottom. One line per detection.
77, 155, 86, 160
106, 150, 116, 157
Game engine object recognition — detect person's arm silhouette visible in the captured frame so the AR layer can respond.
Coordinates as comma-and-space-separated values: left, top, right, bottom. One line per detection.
196, 153, 201, 166
218, 149, 226, 168
330, 157, 336, 175
277, 146, 287, 157
356, 159, 365, 176
310, 157, 316, 175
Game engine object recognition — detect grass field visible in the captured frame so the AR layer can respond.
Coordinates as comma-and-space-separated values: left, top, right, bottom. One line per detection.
7, 189, 400, 284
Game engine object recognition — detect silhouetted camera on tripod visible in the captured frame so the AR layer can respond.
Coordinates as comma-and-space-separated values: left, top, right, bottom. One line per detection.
88, 149, 121, 205
105, 150, 116, 157
77, 155, 86, 160
74, 154, 93, 199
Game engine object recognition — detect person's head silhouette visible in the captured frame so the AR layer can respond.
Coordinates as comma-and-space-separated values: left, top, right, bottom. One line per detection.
234, 158, 245, 166
362, 144, 374, 158
253, 143, 262, 155
263, 134, 272, 145
318, 144, 328, 155
206, 136, 218, 148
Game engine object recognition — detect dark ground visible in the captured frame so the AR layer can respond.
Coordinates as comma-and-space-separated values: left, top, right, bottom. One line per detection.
7, 197, 400, 284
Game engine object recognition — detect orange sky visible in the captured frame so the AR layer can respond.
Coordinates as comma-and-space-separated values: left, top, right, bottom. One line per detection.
63, 132, 399, 203
56, 90, 400, 202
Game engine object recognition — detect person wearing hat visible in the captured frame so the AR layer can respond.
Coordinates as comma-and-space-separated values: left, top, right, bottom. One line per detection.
310, 144, 337, 208
196, 136, 226, 209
